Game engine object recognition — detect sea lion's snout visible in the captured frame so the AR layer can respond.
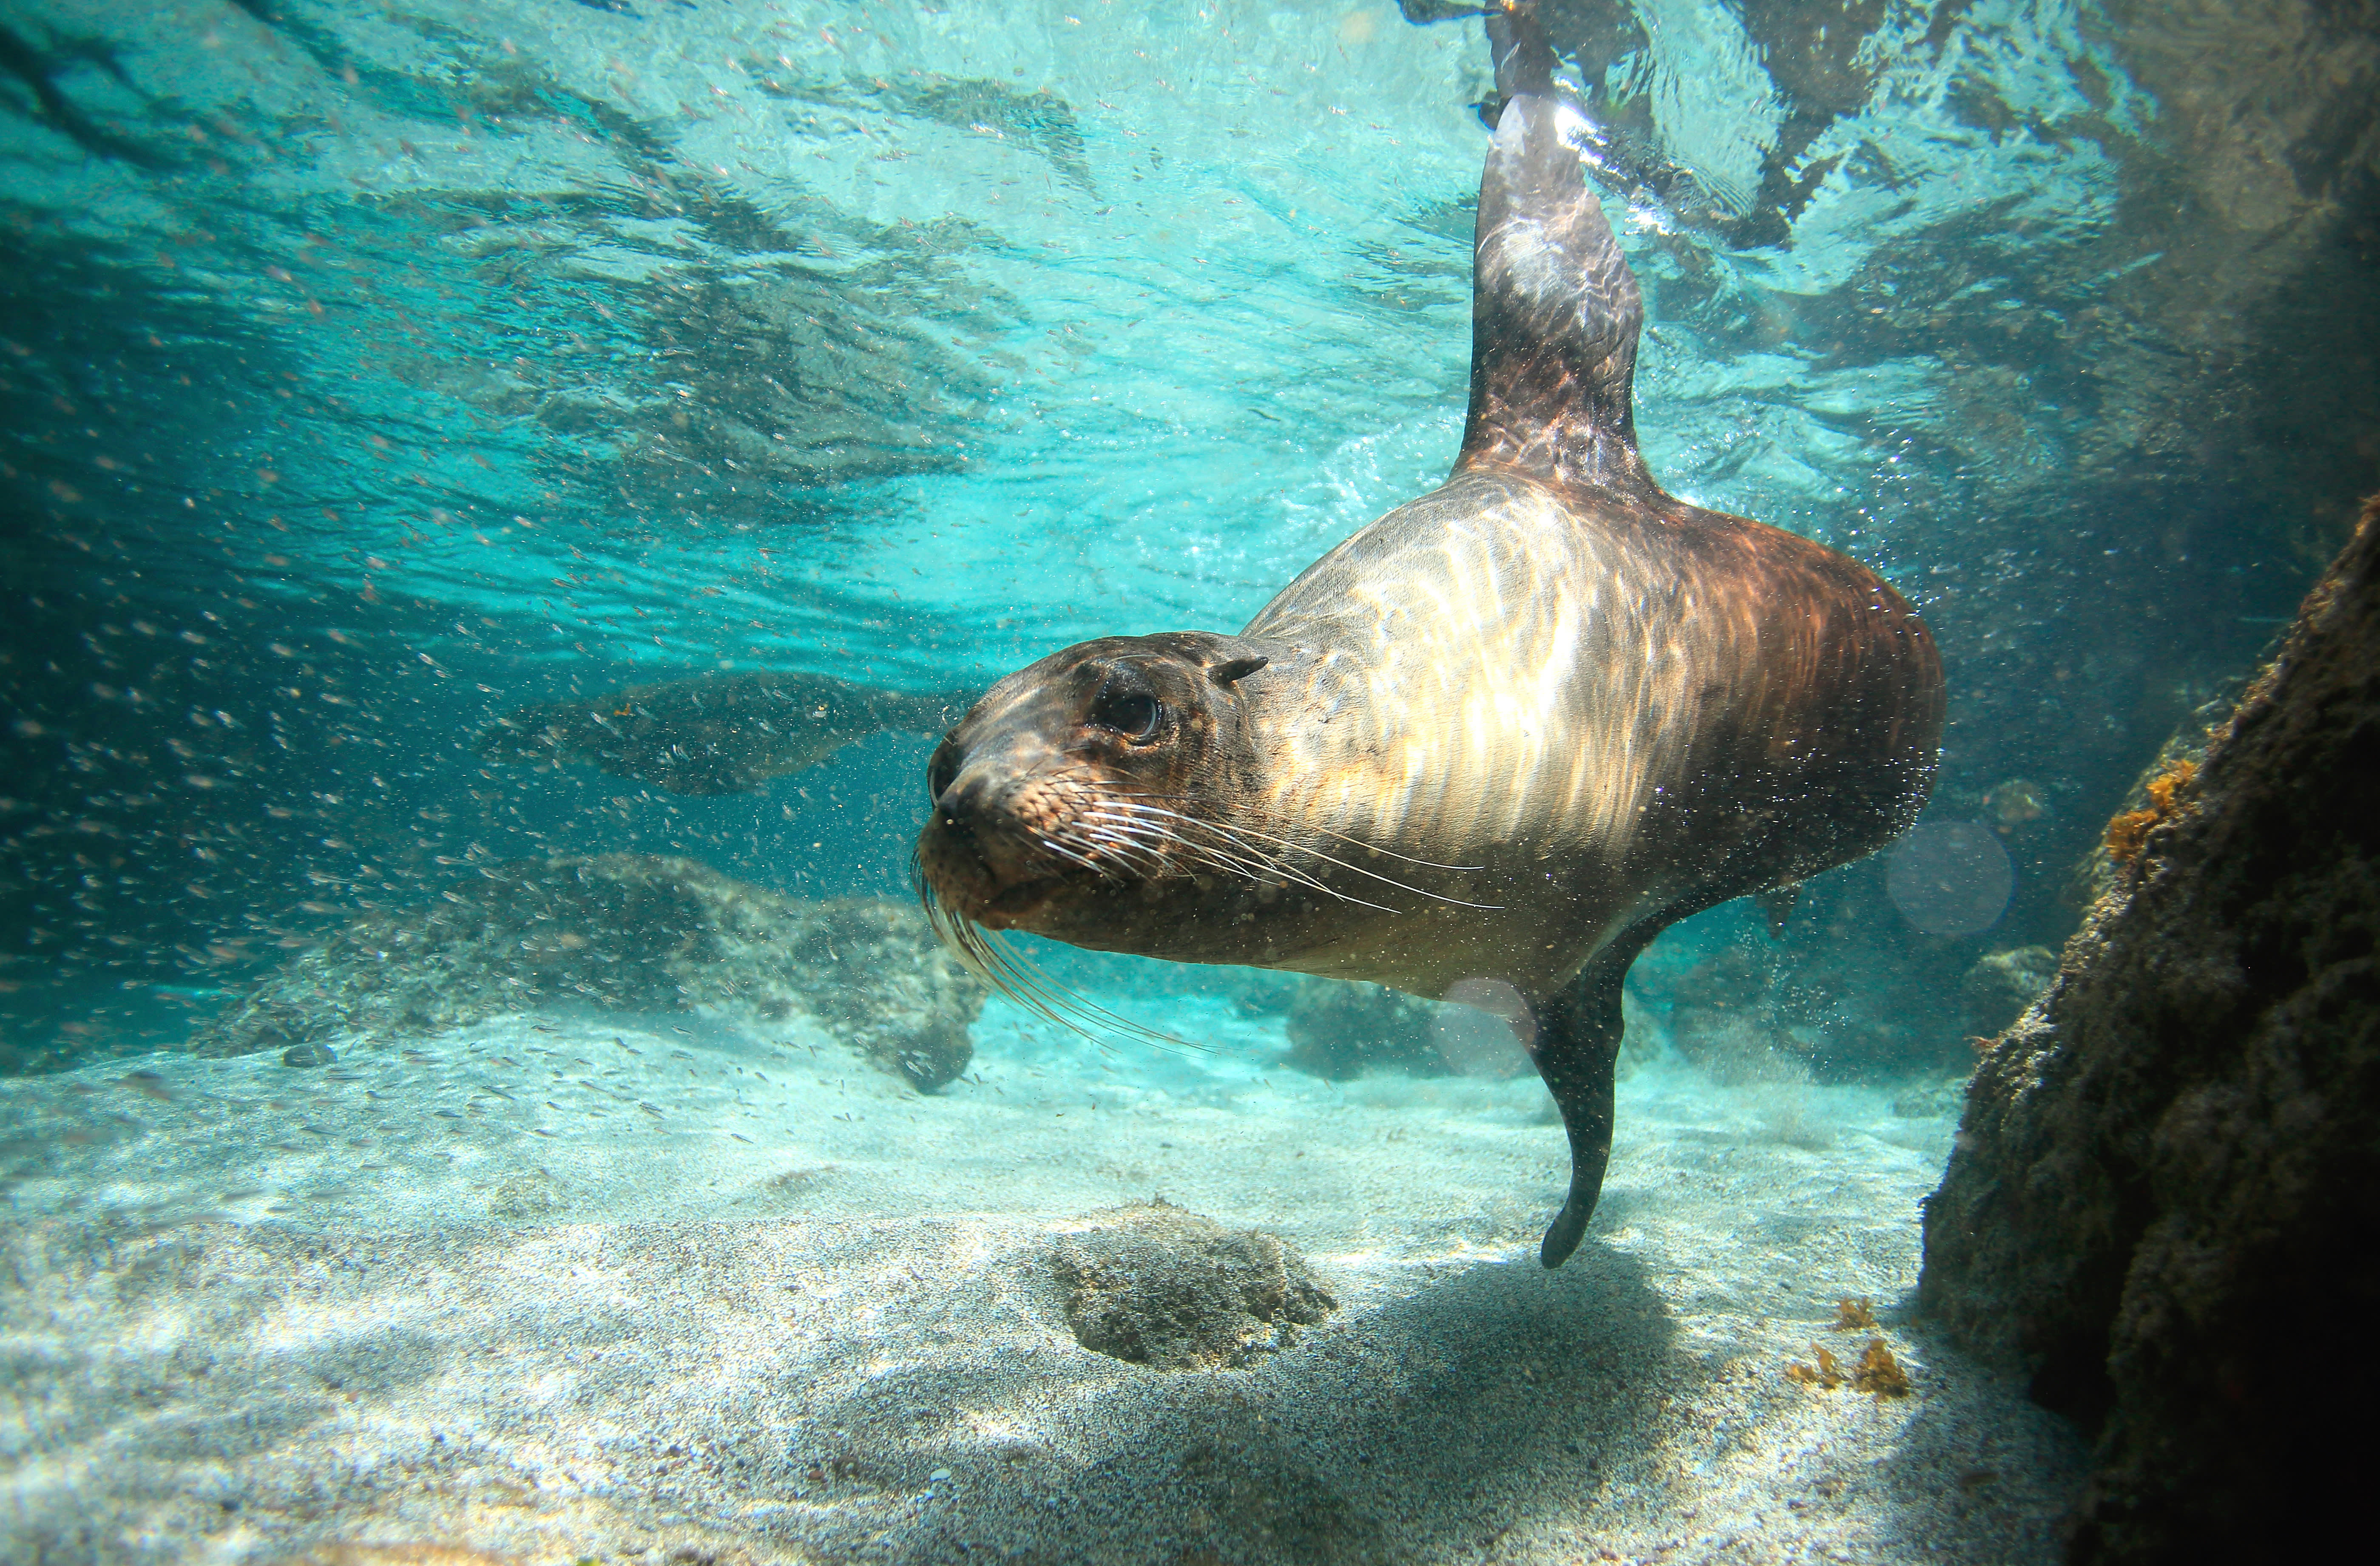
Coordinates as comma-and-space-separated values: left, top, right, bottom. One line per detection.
919, 734, 1070, 926
915, 632, 1271, 934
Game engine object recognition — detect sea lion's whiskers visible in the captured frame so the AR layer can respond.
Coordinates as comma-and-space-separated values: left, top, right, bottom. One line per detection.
1065, 812, 1177, 871
1088, 816, 1282, 891
1104, 787, 1484, 872
1092, 793, 1331, 887
1125, 802, 1503, 911
922, 887, 1211, 1058
1096, 803, 1400, 908
1306, 824, 1486, 874
1065, 828, 1170, 880
1085, 804, 1385, 909
1102, 787, 1493, 877
1065, 827, 1174, 882
1033, 837, 1113, 878
1079, 804, 1264, 878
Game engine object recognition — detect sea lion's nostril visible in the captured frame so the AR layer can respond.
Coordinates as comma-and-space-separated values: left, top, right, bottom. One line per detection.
932, 774, 991, 843
926, 743, 961, 803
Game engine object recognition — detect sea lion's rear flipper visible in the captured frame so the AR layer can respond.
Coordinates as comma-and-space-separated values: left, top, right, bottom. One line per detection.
480, 670, 980, 796
1531, 925, 1657, 1268
1459, 2, 1648, 492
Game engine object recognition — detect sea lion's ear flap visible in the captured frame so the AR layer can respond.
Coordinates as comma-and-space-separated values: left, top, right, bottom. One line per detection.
1208, 655, 1269, 687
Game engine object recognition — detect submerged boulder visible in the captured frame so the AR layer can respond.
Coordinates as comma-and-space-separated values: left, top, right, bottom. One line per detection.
1919, 499, 2380, 1563
192, 853, 986, 1089
1958, 945, 2059, 1036
1280, 976, 1442, 1081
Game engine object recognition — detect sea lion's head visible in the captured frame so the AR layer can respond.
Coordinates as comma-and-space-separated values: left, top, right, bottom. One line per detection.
917, 632, 1275, 951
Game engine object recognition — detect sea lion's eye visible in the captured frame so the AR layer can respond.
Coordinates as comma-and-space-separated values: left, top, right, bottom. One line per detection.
1091, 689, 1165, 742
926, 742, 959, 801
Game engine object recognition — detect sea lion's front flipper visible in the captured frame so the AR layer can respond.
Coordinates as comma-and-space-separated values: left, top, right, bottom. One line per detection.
482, 670, 980, 796
1460, 2, 1649, 491
1531, 925, 1657, 1268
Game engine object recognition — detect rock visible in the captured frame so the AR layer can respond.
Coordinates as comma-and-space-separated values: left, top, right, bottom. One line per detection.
1889, 1077, 1967, 1120
193, 854, 986, 1090
1280, 976, 1441, 1080
1641, 922, 1971, 1083
1958, 945, 2059, 1036
486, 1169, 566, 1223
1052, 1200, 1337, 1370
278, 1042, 336, 1068
1918, 498, 2380, 1564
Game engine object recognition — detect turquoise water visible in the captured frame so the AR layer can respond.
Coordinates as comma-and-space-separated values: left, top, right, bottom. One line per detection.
5, 0, 2374, 1088
0, 3, 2373, 1556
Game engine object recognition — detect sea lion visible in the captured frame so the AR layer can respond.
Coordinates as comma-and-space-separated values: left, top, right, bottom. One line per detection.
482, 668, 979, 797
916, 2, 1945, 1267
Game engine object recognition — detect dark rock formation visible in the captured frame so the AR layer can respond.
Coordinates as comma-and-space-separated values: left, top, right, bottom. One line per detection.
1280, 977, 1442, 1081
1052, 1200, 1337, 1370
1959, 945, 2059, 1036
192, 853, 986, 1090
1920, 499, 2380, 1563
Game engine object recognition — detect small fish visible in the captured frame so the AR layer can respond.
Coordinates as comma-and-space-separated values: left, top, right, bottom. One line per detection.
120, 1071, 173, 1103
671, 1027, 693, 1037
637, 1102, 665, 1118
730, 1132, 753, 1143
532, 1128, 558, 1138
434, 1109, 463, 1120
148, 984, 227, 1002
476, 1084, 517, 1101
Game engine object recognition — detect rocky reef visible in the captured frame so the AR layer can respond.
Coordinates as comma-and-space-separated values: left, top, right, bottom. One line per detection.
1279, 978, 1443, 1081
193, 853, 986, 1090
1920, 499, 2380, 1563
1639, 922, 2037, 1085
1052, 1200, 1337, 1370
1957, 946, 2059, 1037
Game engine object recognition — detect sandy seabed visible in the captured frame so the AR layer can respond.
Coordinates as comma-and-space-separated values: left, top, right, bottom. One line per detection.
1, 994, 2084, 1565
